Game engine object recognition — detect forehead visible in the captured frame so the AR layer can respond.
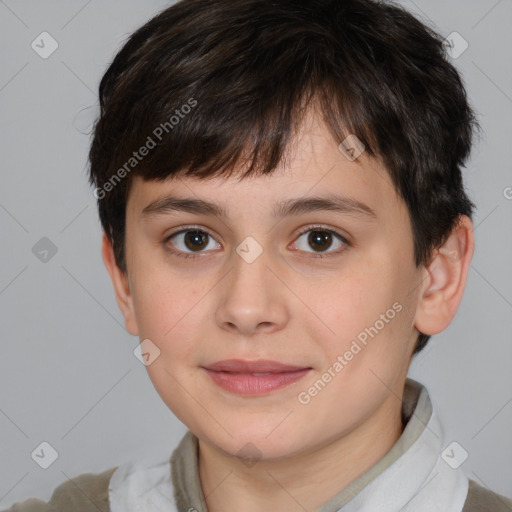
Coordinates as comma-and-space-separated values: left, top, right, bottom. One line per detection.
126, 110, 405, 228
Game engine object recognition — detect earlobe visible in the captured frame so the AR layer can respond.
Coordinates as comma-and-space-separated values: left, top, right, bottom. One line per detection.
414, 215, 475, 336
101, 232, 139, 336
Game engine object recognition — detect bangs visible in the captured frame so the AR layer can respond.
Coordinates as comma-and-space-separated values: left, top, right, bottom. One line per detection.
98, 32, 381, 190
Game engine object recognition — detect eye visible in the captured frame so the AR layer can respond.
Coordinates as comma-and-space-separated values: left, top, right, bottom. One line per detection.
163, 225, 350, 260
164, 227, 220, 259
291, 226, 349, 258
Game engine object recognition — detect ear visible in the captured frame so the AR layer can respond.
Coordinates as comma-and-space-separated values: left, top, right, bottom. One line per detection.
414, 215, 474, 336
101, 232, 139, 336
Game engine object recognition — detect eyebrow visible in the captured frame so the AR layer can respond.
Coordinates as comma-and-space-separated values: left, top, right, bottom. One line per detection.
141, 193, 377, 220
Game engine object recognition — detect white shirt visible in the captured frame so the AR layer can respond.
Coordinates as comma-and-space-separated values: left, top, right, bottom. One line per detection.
109, 378, 469, 512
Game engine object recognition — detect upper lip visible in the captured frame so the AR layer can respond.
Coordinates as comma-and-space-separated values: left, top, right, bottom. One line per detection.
203, 359, 310, 373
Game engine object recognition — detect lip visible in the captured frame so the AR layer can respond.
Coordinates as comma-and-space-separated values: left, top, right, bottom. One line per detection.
201, 359, 312, 395
203, 359, 310, 373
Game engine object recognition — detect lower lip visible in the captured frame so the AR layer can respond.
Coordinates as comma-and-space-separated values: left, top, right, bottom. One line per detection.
202, 368, 311, 395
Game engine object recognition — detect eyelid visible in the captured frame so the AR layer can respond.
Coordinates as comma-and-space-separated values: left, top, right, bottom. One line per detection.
164, 224, 221, 259
165, 224, 217, 239
294, 223, 349, 241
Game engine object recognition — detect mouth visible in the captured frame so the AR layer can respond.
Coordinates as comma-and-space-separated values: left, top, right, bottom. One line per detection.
201, 359, 312, 395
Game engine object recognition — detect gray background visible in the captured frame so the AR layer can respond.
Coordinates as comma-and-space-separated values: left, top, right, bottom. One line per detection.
0, 0, 511, 507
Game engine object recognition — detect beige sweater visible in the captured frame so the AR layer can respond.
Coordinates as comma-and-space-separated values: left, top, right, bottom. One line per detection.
5, 474, 511, 512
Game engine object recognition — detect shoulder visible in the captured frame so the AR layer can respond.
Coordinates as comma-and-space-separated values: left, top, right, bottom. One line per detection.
2, 466, 118, 512
462, 479, 512, 512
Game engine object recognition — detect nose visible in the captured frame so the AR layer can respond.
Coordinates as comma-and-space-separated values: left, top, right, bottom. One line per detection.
215, 247, 289, 337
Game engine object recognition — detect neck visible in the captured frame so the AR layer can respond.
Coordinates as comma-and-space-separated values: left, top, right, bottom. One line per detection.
198, 391, 405, 512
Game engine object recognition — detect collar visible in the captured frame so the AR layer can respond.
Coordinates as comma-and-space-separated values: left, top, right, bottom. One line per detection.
109, 378, 469, 512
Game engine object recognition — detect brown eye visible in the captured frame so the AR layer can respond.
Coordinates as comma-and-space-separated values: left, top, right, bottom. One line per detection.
182, 230, 209, 251
307, 230, 334, 252
292, 227, 348, 257
165, 229, 220, 258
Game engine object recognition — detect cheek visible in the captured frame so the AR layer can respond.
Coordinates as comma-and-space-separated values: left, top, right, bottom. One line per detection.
129, 245, 195, 334
308, 258, 411, 363
132, 271, 202, 417
129, 258, 212, 366
131, 281, 176, 338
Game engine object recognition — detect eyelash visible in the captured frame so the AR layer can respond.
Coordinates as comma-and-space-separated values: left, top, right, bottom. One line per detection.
163, 224, 350, 260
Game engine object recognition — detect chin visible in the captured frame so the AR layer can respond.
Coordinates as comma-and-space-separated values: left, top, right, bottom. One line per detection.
198, 421, 307, 462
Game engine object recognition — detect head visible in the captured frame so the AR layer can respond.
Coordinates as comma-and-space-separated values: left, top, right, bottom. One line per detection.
90, 0, 477, 460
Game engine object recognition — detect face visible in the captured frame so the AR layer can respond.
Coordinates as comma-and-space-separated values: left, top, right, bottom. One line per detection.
111, 109, 427, 461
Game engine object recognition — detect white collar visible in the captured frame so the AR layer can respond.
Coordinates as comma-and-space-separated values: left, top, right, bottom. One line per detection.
109, 378, 469, 512
108, 451, 176, 512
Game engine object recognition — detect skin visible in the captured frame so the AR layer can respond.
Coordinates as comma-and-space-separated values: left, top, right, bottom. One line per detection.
102, 107, 474, 512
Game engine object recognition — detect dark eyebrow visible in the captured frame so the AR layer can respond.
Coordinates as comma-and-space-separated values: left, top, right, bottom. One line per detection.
141, 194, 377, 220
273, 194, 377, 219
142, 196, 229, 218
